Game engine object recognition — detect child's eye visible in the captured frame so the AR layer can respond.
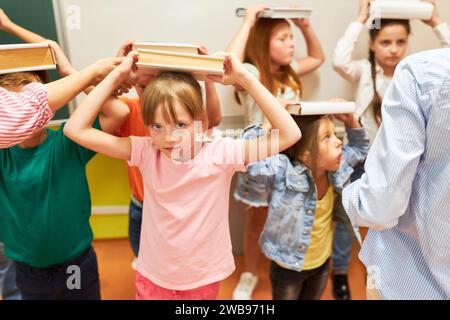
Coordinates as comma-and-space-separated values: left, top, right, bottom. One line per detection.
175, 123, 186, 129
151, 124, 162, 131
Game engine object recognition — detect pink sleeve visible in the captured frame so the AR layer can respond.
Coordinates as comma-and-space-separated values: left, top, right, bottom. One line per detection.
0, 83, 52, 148
211, 137, 247, 173
128, 136, 152, 168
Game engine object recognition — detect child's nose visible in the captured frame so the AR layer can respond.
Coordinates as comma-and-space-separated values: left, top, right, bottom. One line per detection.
166, 134, 178, 143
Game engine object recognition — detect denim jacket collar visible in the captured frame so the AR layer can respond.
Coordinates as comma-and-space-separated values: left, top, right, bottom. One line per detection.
287, 159, 354, 194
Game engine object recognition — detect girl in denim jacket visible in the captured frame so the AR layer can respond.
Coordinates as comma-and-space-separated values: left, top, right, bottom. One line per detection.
244, 113, 369, 300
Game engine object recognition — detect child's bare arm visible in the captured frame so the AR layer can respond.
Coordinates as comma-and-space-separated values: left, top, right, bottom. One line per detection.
226, 4, 266, 61
204, 82, 222, 128
0, 9, 47, 43
64, 53, 138, 160
45, 57, 124, 113
196, 45, 222, 128
210, 54, 301, 164
291, 19, 325, 76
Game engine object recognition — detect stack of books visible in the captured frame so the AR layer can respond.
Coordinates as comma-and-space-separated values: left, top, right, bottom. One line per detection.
135, 42, 224, 81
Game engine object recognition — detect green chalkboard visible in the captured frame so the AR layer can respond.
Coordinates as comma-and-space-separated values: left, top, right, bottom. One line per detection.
0, 0, 69, 120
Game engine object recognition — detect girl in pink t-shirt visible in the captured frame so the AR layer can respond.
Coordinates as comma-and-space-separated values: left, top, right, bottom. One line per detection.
64, 52, 302, 300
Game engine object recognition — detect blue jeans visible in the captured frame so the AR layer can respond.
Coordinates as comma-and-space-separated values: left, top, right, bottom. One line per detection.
332, 221, 353, 273
129, 199, 143, 257
332, 161, 365, 273
14, 246, 100, 300
0, 242, 21, 300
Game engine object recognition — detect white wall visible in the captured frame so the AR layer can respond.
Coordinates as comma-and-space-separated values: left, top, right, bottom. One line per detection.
54, 0, 450, 118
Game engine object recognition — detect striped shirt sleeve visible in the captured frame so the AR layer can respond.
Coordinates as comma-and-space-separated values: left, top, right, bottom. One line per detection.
0, 82, 52, 149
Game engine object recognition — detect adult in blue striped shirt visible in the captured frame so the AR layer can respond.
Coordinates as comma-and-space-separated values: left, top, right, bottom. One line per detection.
343, 48, 449, 300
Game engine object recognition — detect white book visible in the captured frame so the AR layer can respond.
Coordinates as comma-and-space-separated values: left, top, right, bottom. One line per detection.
236, 7, 312, 19
369, 0, 433, 20
0, 43, 56, 74
286, 101, 356, 115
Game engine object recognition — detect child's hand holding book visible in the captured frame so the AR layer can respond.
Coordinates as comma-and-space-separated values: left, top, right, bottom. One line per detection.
208, 52, 250, 89
108, 51, 139, 95
328, 98, 360, 128
46, 40, 76, 77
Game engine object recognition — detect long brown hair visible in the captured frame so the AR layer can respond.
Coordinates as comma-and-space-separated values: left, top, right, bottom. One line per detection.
236, 18, 302, 103
282, 115, 332, 177
369, 19, 411, 126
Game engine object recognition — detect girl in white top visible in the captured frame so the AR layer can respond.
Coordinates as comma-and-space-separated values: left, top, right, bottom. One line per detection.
331, 0, 450, 300
333, 0, 450, 144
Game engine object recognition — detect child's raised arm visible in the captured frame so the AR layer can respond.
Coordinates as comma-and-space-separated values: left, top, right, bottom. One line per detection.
64, 53, 138, 160
210, 54, 301, 164
0, 8, 46, 43
45, 57, 124, 113
226, 4, 267, 61
291, 17, 325, 76
197, 45, 222, 127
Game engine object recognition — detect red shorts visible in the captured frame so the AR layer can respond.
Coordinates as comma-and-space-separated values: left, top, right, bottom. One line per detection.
136, 272, 220, 300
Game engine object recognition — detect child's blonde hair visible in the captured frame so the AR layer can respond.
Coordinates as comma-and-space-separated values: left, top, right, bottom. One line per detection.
282, 115, 332, 177
0, 71, 46, 89
244, 18, 302, 97
141, 72, 207, 127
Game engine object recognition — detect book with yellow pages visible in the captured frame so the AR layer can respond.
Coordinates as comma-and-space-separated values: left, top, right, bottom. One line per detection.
286, 101, 356, 115
0, 43, 56, 74
236, 7, 312, 19
132, 42, 200, 55
136, 49, 225, 81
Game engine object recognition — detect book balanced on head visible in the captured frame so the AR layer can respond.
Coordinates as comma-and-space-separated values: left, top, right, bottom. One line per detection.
368, 0, 433, 21
286, 101, 356, 116
0, 43, 56, 74
136, 45, 225, 81
235, 7, 313, 19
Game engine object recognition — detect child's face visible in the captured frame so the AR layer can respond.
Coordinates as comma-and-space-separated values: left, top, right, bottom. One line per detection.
269, 22, 295, 67
371, 25, 409, 72
316, 119, 343, 172
148, 100, 206, 161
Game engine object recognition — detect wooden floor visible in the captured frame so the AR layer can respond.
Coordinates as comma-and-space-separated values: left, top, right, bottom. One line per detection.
92, 238, 367, 300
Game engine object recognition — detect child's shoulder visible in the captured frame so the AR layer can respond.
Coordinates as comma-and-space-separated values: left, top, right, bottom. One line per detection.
119, 96, 141, 111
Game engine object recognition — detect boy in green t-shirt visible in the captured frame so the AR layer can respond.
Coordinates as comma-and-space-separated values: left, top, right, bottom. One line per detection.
0, 69, 133, 299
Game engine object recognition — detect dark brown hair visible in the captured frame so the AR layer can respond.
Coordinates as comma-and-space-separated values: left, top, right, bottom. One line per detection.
282, 114, 332, 177
369, 19, 411, 126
